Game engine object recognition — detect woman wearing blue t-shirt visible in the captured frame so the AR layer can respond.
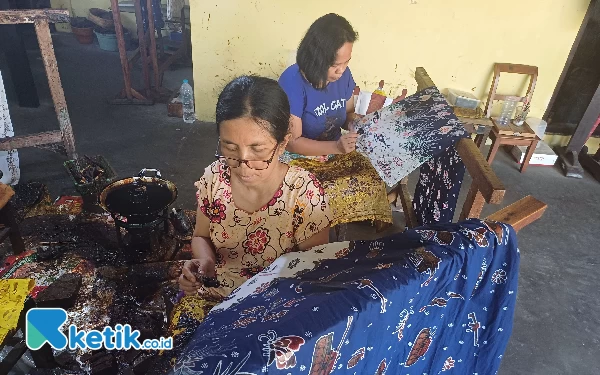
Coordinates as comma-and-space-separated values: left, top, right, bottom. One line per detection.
279, 13, 392, 233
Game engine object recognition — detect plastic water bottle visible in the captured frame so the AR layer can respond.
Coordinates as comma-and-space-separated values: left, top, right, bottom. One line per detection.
181, 79, 195, 123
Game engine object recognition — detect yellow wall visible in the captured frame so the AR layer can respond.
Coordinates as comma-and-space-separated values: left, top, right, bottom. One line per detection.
189, 0, 592, 140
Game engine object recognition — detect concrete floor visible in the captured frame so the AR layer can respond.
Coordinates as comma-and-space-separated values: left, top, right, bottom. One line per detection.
2, 34, 600, 375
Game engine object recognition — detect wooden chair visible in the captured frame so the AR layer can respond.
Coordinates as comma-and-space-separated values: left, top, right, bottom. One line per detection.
476, 63, 540, 173
393, 67, 547, 230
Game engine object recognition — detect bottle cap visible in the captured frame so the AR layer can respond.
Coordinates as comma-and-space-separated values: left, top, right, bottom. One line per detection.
183, 79, 189, 84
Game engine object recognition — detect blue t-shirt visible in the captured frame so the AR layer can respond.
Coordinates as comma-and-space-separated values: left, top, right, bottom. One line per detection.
279, 64, 355, 141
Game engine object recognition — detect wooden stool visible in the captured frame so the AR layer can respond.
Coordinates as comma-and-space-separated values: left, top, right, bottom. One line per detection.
482, 120, 539, 173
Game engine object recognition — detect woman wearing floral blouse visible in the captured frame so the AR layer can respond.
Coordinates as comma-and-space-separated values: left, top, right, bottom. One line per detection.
178, 76, 332, 302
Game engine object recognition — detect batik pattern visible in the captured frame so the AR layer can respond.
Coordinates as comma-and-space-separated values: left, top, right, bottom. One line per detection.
413, 146, 466, 225
283, 152, 392, 228
354, 86, 467, 186
172, 219, 519, 375
196, 161, 331, 298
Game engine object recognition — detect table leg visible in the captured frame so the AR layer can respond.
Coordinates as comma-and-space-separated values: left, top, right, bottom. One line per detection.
475, 126, 491, 149
520, 138, 539, 173
486, 137, 501, 165
474, 134, 485, 148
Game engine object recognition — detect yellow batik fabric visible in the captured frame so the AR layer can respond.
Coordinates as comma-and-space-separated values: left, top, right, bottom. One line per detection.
0, 279, 35, 343
288, 151, 393, 227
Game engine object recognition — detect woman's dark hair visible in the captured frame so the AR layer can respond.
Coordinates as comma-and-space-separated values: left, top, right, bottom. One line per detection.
216, 76, 291, 143
297, 13, 358, 89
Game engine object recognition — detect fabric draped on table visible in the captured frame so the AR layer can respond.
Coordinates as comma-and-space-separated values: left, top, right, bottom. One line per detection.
0, 70, 20, 185
281, 151, 393, 228
172, 219, 519, 375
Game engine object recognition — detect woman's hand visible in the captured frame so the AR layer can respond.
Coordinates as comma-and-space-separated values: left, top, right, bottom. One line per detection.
336, 131, 359, 154
179, 257, 216, 295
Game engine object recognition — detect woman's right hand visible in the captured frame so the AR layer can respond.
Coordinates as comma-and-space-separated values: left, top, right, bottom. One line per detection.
179, 258, 216, 295
336, 131, 359, 154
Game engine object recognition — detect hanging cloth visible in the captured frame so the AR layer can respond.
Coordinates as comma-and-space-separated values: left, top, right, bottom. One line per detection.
0, 70, 20, 185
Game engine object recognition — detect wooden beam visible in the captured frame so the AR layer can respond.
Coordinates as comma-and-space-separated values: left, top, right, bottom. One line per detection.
485, 196, 547, 232
544, 1, 599, 120
110, 0, 133, 101
0, 131, 61, 151
494, 63, 538, 76
415, 67, 435, 91
459, 185, 486, 220
133, 0, 151, 92
566, 83, 600, 153
146, 0, 161, 90
455, 137, 505, 204
0, 9, 69, 24
397, 177, 419, 228
34, 19, 76, 159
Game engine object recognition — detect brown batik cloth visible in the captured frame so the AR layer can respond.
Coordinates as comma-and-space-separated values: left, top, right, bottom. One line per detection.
287, 151, 392, 228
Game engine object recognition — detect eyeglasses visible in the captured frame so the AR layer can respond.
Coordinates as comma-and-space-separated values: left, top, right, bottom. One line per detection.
215, 143, 279, 170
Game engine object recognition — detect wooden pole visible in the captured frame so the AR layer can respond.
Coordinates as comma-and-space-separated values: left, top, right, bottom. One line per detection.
133, 0, 151, 93
33, 19, 76, 159
110, 0, 133, 101
146, 0, 161, 90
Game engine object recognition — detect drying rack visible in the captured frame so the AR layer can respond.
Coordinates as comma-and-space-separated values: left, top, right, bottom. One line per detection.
108, 0, 190, 105
0, 9, 77, 159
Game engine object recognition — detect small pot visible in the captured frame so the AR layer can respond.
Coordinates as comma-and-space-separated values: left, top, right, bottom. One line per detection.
72, 26, 94, 44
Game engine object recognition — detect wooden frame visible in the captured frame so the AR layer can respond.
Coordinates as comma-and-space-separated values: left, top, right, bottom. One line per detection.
110, 0, 186, 105
109, 0, 153, 105
0, 9, 77, 159
397, 67, 546, 230
484, 63, 538, 119
394, 67, 506, 228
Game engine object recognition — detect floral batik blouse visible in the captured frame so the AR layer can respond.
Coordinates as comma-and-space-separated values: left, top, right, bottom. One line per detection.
195, 161, 331, 297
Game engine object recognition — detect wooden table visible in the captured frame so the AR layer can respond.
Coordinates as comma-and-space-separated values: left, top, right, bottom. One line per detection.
452, 106, 494, 147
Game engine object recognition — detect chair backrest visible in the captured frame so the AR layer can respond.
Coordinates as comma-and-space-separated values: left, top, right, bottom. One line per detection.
484, 63, 538, 118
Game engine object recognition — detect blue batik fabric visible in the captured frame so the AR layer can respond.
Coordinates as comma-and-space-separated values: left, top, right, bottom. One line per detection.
413, 146, 467, 225
172, 219, 519, 375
